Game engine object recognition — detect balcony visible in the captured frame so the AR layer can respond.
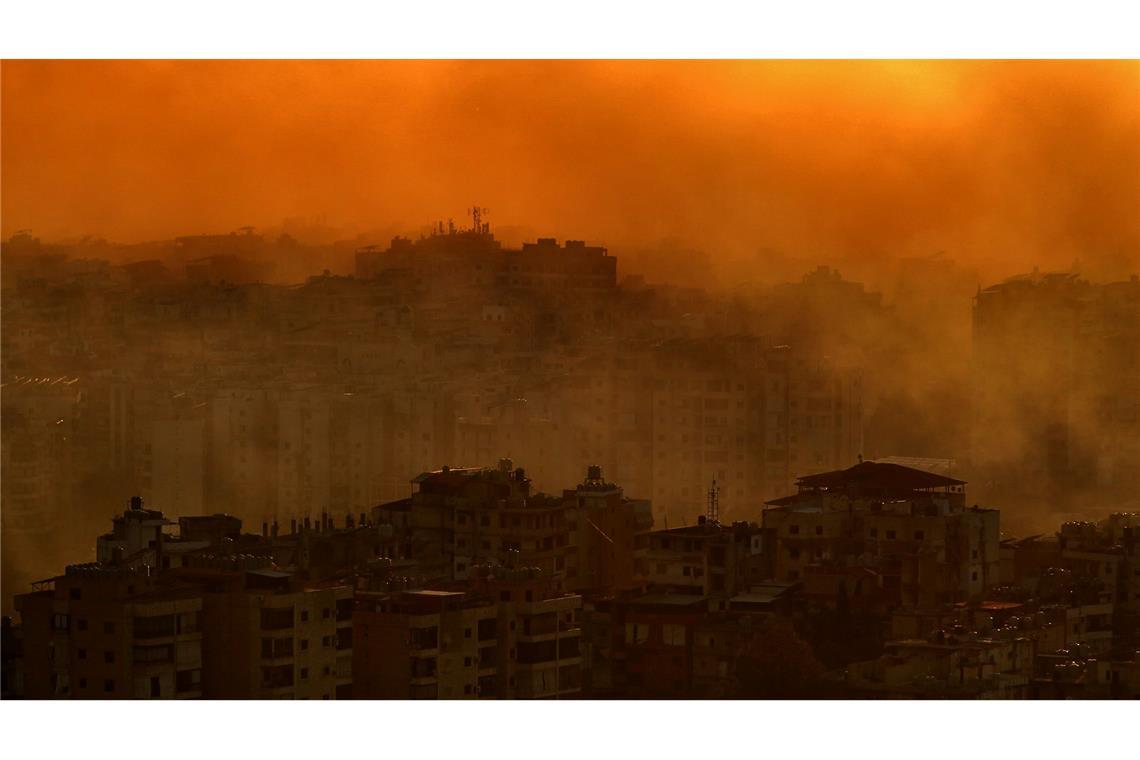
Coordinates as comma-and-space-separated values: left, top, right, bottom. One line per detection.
260, 664, 295, 691
409, 626, 439, 652
477, 618, 497, 643
132, 644, 175, 666
260, 637, 295, 662
133, 614, 177, 644
335, 654, 353, 685
517, 635, 581, 666
259, 607, 295, 632
410, 656, 438, 683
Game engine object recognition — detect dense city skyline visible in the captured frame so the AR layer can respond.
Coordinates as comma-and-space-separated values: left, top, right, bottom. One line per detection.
2, 57, 1138, 703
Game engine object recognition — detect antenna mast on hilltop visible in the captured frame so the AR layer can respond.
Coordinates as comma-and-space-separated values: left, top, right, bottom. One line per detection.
707, 479, 720, 526
469, 205, 490, 234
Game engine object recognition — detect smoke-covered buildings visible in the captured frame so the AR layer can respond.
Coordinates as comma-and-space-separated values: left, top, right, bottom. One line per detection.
971, 271, 1140, 506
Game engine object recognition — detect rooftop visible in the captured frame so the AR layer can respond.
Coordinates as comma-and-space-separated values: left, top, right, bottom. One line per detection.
796, 461, 965, 492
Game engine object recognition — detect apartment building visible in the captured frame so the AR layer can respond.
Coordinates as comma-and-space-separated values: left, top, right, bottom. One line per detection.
353, 588, 495, 699
636, 517, 771, 596
763, 460, 1000, 605
186, 565, 354, 699
14, 564, 204, 699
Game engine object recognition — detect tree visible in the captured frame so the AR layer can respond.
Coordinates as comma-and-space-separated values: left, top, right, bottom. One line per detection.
733, 617, 828, 699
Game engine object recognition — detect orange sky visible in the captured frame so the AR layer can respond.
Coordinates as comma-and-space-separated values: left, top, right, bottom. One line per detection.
2, 60, 1138, 278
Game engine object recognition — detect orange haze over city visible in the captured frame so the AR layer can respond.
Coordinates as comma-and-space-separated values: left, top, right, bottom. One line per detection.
3, 59, 1138, 281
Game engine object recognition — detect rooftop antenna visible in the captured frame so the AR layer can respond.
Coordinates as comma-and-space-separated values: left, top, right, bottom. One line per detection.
469, 205, 490, 234
707, 479, 720, 526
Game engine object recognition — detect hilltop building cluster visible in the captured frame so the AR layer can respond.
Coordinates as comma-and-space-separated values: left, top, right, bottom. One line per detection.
3, 223, 869, 597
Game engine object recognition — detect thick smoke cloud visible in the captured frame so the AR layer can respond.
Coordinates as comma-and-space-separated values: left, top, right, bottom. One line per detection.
3, 60, 1137, 281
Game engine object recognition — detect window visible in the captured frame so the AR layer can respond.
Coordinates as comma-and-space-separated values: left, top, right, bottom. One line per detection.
789, 525, 800, 535
79, 678, 87, 689
300, 610, 309, 622
662, 624, 687, 646
500, 590, 511, 602
104, 622, 114, 635
464, 628, 472, 639
150, 676, 161, 698
886, 530, 897, 540
322, 608, 331, 620
53, 614, 70, 631
971, 571, 979, 581
69, 588, 81, 600
104, 651, 115, 664
77, 618, 88, 632
78, 649, 87, 660
301, 639, 309, 651
625, 623, 649, 645
815, 525, 823, 536
869, 528, 878, 538
300, 667, 309, 680
176, 670, 202, 693
914, 530, 925, 540
104, 679, 115, 693
464, 684, 473, 695
464, 657, 472, 667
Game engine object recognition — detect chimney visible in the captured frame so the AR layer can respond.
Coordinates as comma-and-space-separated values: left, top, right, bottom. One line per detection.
303, 516, 311, 532
346, 513, 355, 529
360, 512, 367, 528
290, 518, 297, 534
262, 521, 269, 537
271, 520, 279, 539
130, 495, 143, 511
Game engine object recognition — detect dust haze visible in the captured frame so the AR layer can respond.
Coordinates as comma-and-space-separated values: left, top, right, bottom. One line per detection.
4, 60, 1138, 280
2, 60, 1139, 612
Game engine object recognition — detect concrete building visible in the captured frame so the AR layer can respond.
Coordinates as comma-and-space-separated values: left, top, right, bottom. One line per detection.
353, 567, 584, 700
637, 516, 770, 596
187, 565, 354, 699
353, 589, 496, 699
14, 565, 204, 699
763, 461, 1000, 605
